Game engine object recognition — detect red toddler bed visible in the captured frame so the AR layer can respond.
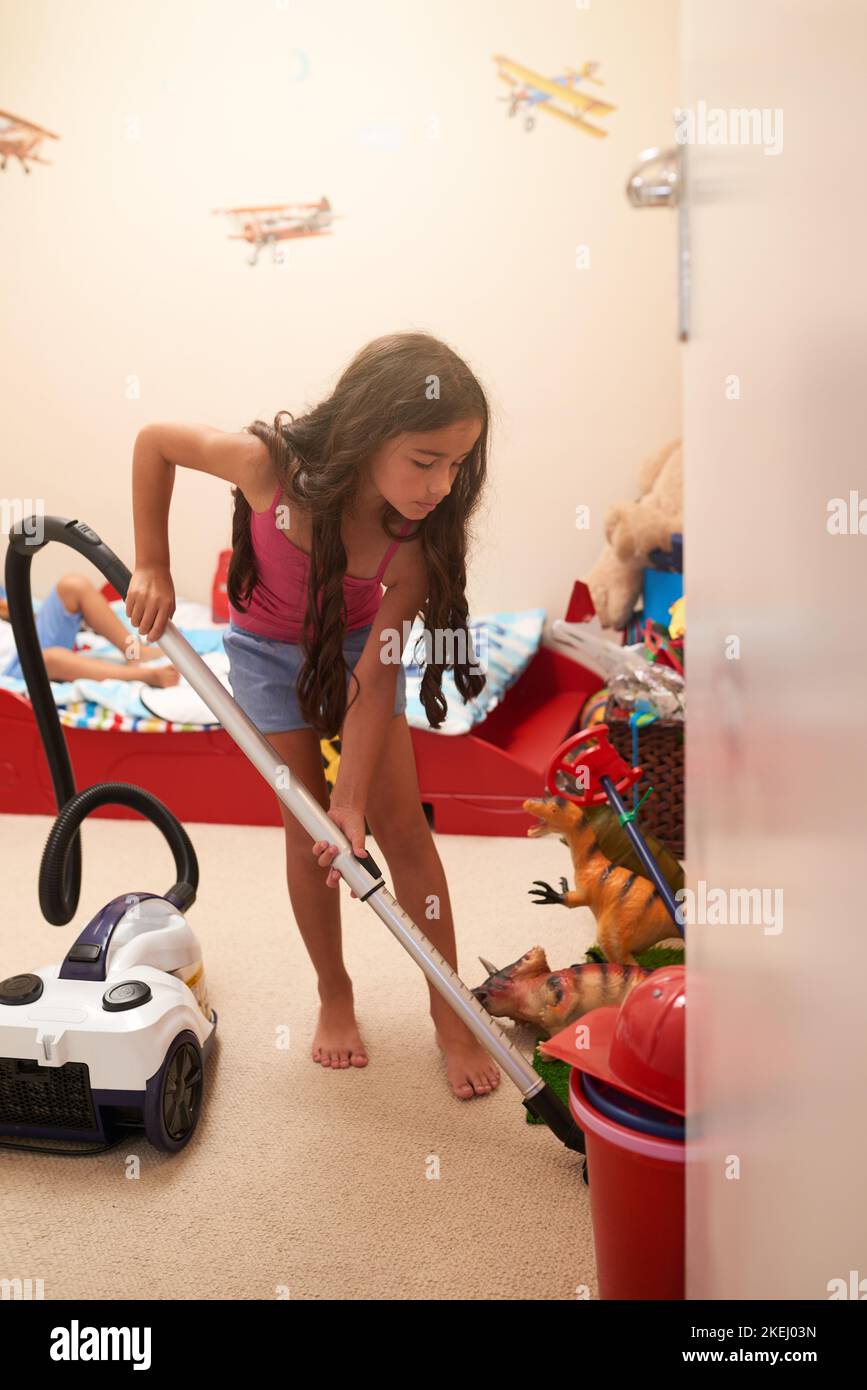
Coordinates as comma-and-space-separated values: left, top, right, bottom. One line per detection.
0, 584, 600, 838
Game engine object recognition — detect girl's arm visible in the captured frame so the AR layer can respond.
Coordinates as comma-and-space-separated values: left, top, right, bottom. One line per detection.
330, 541, 428, 814
127, 422, 273, 641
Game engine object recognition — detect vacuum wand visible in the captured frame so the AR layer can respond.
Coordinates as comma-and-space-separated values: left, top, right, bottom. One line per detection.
155, 619, 574, 1093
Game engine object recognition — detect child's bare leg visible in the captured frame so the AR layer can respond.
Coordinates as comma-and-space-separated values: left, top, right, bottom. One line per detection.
380, 831, 501, 1100
264, 728, 368, 1070
42, 647, 179, 686
56, 573, 163, 661
321, 714, 501, 1100
283, 840, 368, 1069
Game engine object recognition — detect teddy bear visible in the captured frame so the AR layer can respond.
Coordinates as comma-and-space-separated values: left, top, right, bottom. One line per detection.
585, 438, 682, 630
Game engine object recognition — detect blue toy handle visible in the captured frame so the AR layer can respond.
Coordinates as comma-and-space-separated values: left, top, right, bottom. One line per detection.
599, 774, 683, 934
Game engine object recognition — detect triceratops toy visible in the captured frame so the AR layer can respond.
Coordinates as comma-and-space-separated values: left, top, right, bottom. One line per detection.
472, 946, 649, 1038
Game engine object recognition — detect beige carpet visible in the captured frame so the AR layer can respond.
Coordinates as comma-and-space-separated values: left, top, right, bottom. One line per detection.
1, 812, 598, 1300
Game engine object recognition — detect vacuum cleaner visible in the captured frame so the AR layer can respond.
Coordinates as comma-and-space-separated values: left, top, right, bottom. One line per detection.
1, 513, 585, 1158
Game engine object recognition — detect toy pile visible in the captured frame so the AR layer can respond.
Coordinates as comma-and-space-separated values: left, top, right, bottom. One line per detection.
469, 443, 689, 1121
469, 724, 686, 1134
558, 437, 687, 854
472, 725, 685, 1040
554, 605, 684, 727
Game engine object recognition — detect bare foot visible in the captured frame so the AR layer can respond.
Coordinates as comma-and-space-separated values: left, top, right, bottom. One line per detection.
435, 1028, 501, 1100
125, 662, 181, 687
312, 990, 369, 1069
143, 664, 180, 688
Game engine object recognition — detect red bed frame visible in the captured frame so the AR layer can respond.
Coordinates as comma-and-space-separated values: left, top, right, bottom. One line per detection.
0, 583, 600, 838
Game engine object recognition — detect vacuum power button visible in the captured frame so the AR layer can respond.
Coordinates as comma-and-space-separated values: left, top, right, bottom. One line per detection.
103, 981, 153, 1012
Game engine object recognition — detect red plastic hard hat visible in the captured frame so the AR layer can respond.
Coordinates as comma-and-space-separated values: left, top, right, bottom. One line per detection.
541, 965, 685, 1115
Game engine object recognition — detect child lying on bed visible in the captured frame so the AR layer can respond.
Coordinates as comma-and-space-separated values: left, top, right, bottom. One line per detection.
0, 572, 179, 687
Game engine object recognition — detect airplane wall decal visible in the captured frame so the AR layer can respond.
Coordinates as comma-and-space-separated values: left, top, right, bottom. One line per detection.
211, 197, 339, 266
492, 56, 616, 137
0, 109, 61, 171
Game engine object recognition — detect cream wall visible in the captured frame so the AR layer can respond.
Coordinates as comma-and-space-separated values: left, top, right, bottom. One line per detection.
1, 0, 680, 631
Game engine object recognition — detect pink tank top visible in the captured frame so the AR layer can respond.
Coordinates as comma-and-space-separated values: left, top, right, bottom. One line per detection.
227, 479, 416, 642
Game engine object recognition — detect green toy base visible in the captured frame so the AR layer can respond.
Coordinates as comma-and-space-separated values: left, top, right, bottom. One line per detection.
583, 944, 685, 969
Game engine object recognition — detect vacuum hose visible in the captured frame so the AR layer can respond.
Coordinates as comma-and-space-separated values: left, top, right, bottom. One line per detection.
4, 513, 198, 920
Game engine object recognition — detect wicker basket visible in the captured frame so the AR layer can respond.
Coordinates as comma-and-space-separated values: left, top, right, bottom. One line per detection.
604, 701, 684, 859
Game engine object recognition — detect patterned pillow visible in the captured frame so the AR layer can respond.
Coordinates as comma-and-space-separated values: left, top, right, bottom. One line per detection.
403, 608, 546, 735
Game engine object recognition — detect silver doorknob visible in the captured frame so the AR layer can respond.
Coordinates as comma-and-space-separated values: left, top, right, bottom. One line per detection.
626, 146, 682, 207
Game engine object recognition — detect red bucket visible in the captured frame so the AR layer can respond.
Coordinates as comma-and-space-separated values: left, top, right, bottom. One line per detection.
569, 1067, 684, 1300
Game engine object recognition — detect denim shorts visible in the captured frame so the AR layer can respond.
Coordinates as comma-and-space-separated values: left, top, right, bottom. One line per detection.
222, 620, 407, 734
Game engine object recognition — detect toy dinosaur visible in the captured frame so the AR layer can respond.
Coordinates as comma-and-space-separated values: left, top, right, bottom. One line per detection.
472, 946, 648, 1037
523, 794, 685, 963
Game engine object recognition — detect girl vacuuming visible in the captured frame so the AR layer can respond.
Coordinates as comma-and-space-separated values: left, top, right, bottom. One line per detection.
125, 331, 500, 1100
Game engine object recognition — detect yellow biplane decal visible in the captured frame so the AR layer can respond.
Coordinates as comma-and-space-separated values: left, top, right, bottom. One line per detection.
493, 56, 616, 137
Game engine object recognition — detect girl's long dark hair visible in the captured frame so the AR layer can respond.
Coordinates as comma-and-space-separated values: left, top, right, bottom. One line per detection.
227, 331, 490, 737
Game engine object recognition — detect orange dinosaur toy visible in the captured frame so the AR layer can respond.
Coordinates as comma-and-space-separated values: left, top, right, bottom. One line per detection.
523, 794, 683, 964
472, 946, 649, 1037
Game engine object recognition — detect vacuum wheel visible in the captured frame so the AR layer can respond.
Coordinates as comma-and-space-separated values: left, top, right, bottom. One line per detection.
144, 1031, 204, 1153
